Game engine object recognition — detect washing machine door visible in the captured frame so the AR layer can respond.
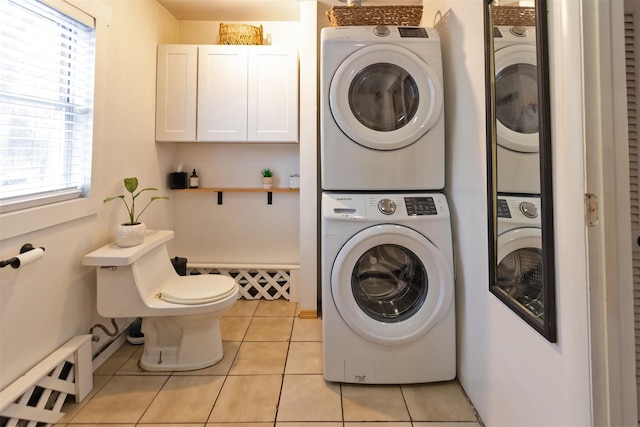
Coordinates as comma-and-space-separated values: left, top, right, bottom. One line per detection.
496, 227, 543, 317
329, 44, 443, 151
331, 224, 453, 345
494, 44, 538, 153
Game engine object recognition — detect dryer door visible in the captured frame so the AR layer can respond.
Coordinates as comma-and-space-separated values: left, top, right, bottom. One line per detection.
329, 44, 443, 151
331, 224, 453, 345
494, 44, 538, 153
496, 227, 543, 317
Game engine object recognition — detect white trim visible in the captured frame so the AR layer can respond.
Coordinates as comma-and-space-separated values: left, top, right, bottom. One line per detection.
0, 197, 99, 241
38, 0, 95, 27
582, 0, 638, 424
189, 262, 299, 270
0, 188, 82, 214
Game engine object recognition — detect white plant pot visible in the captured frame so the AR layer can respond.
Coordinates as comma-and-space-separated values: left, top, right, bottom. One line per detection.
262, 177, 274, 189
116, 222, 146, 247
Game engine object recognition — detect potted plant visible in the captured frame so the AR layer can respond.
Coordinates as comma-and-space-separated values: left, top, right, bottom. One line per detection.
261, 168, 274, 189
104, 177, 169, 247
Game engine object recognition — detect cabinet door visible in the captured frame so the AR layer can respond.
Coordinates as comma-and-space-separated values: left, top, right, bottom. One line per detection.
248, 46, 299, 142
197, 46, 248, 142
156, 45, 198, 141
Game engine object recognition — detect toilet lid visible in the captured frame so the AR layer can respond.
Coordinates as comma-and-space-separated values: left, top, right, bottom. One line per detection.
159, 275, 237, 305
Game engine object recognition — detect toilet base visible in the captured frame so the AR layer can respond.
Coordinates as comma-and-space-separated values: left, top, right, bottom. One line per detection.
139, 314, 224, 371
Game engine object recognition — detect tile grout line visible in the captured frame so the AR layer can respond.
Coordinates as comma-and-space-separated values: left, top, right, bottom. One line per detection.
271, 311, 294, 427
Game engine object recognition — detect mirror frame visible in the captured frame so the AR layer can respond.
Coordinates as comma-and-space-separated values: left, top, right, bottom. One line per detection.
484, 0, 557, 342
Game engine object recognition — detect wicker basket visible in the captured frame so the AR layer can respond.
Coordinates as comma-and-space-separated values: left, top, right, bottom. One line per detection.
492, 6, 536, 27
327, 5, 423, 27
219, 23, 263, 45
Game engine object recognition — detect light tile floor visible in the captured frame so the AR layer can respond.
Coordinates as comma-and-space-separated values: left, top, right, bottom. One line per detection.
57, 299, 482, 427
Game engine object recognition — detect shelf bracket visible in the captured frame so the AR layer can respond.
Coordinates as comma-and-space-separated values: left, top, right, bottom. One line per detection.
217, 191, 223, 205
267, 192, 273, 205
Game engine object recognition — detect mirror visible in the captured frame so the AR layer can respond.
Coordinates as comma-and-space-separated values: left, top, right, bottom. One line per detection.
484, 0, 557, 342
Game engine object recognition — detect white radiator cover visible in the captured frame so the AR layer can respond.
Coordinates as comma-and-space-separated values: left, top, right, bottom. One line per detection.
0, 335, 93, 427
187, 263, 299, 300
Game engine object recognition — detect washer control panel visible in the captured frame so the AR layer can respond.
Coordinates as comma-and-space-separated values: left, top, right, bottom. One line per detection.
498, 198, 539, 219
405, 197, 438, 216
323, 192, 449, 221
496, 196, 541, 230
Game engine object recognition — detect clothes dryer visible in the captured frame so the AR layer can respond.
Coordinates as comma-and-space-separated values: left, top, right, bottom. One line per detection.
322, 192, 455, 384
496, 195, 543, 317
321, 26, 445, 191
494, 25, 540, 194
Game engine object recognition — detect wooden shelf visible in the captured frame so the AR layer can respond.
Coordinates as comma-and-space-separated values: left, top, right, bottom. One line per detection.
175, 187, 299, 193
172, 187, 299, 204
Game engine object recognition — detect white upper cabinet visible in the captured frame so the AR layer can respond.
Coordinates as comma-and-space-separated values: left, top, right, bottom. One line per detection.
197, 46, 248, 141
247, 47, 298, 142
156, 45, 198, 141
156, 45, 298, 143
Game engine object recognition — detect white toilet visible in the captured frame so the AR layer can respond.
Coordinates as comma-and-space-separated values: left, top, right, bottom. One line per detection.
83, 230, 238, 371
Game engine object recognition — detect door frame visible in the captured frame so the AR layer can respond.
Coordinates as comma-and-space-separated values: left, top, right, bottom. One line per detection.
583, 0, 637, 424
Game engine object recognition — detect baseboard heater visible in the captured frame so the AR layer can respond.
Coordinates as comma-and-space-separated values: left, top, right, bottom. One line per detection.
187, 263, 300, 301
0, 335, 92, 427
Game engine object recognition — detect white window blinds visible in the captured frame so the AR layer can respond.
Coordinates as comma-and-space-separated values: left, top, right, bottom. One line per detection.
0, 0, 95, 213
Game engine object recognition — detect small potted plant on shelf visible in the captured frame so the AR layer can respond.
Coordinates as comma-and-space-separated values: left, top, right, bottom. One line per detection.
104, 177, 169, 247
261, 168, 274, 189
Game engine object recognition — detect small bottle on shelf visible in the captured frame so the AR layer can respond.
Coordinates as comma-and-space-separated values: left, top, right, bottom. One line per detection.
189, 169, 199, 188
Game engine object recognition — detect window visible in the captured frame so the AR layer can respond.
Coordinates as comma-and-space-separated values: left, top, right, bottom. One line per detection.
0, 0, 96, 214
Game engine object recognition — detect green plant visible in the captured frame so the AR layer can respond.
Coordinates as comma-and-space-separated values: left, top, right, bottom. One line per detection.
104, 177, 169, 225
261, 168, 273, 178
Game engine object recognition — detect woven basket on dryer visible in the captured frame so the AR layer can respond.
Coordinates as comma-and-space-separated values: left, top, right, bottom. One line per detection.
219, 23, 263, 45
326, 5, 423, 27
492, 6, 536, 26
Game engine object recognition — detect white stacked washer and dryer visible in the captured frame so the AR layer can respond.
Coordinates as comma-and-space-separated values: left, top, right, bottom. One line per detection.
493, 25, 544, 316
320, 25, 455, 384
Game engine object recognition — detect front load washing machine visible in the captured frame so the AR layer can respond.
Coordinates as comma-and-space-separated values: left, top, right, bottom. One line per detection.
321, 26, 445, 191
494, 25, 540, 194
322, 192, 455, 384
496, 195, 543, 318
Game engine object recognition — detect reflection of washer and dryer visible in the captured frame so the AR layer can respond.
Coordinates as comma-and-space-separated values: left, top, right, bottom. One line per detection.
321, 26, 445, 191
322, 192, 456, 384
496, 195, 543, 317
493, 25, 540, 194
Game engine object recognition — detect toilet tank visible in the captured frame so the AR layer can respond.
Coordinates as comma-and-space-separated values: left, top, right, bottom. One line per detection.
83, 230, 175, 317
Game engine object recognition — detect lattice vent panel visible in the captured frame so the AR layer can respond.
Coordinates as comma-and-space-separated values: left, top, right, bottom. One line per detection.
188, 267, 291, 300
0, 335, 92, 427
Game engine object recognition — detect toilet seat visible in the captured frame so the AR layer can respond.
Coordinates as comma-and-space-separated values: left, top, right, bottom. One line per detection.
160, 275, 237, 305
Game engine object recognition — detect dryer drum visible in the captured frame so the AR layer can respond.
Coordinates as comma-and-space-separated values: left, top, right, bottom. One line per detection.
348, 63, 420, 132
497, 247, 544, 317
495, 63, 538, 135
351, 244, 428, 323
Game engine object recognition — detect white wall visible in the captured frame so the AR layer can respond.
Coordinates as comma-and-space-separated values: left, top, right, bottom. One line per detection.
424, 0, 593, 425
168, 8, 319, 315
165, 20, 302, 266
0, 0, 178, 390
0, 4, 320, 392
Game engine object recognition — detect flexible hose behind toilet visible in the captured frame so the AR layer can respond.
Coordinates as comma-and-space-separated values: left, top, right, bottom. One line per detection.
89, 318, 119, 342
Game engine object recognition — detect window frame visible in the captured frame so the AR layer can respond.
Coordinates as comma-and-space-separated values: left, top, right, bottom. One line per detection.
0, 0, 110, 240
